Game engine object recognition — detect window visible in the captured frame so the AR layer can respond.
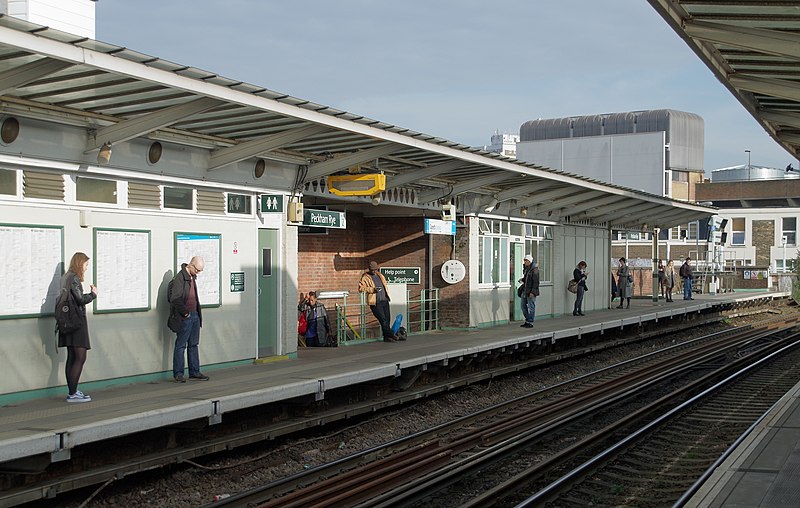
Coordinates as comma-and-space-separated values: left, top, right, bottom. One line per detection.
776, 258, 796, 273
164, 186, 193, 210
782, 217, 796, 246
0, 169, 15, 195
478, 219, 509, 285
76, 176, 117, 204
731, 218, 745, 245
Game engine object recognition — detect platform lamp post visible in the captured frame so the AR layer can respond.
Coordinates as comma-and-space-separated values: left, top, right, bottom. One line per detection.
745, 149, 751, 180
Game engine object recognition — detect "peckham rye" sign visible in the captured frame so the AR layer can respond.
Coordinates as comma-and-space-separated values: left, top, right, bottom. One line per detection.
303, 209, 346, 229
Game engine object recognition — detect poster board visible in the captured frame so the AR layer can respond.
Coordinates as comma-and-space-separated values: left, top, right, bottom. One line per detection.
175, 232, 221, 307
93, 228, 151, 313
0, 224, 63, 318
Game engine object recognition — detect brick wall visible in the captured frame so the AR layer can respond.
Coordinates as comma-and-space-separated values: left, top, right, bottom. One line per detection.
752, 220, 774, 266
431, 221, 470, 328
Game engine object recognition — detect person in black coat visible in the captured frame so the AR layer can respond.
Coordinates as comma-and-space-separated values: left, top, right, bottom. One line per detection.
572, 261, 588, 316
59, 252, 98, 403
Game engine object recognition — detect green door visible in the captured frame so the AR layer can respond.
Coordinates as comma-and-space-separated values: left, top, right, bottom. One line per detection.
257, 229, 279, 358
512, 242, 524, 321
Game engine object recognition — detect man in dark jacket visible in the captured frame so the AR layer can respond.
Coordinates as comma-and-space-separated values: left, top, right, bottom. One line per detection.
679, 256, 694, 300
301, 291, 333, 347
169, 256, 209, 382
519, 255, 540, 328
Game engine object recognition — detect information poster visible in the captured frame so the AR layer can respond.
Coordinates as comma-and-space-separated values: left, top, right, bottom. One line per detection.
0, 224, 62, 317
94, 229, 150, 312
175, 233, 221, 306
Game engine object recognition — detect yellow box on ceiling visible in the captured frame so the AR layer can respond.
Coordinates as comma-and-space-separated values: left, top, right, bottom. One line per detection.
327, 173, 386, 196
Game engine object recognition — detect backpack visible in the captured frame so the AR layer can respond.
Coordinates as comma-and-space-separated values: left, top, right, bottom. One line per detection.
167, 278, 175, 304
54, 277, 82, 334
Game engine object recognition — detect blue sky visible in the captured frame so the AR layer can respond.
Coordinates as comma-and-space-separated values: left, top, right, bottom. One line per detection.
97, 0, 796, 173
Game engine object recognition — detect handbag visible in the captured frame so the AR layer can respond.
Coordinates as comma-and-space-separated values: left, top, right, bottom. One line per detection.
298, 312, 308, 335
517, 284, 525, 298
567, 279, 578, 294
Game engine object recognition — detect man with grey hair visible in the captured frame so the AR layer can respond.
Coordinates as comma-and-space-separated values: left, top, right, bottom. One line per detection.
169, 256, 209, 382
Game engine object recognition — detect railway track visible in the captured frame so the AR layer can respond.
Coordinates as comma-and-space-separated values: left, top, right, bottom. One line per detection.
203, 320, 800, 507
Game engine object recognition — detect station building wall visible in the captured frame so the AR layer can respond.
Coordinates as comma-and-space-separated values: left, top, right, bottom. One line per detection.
0, 116, 301, 399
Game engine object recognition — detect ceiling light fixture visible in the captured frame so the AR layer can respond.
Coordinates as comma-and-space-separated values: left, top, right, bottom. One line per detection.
97, 142, 112, 165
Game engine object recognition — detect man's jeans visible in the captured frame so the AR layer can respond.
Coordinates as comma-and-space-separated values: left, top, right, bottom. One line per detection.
683, 277, 693, 300
174, 311, 201, 378
521, 295, 536, 323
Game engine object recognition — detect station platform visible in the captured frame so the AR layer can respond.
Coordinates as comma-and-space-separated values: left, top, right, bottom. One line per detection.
0, 292, 788, 471
686, 377, 800, 508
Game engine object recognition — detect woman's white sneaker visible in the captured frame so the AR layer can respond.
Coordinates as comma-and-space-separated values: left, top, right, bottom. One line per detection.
66, 391, 91, 403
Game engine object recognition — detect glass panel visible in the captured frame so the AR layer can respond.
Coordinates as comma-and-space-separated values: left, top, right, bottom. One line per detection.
479, 219, 490, 234
0, 169, 16, 195
732, 218, 745, 231
732, 232, 745, 245
499, 237, 508, 283
492, 220, 501, 234
164, 186, 193, 210
76, 177, 117, 204
510, 222, 523, 236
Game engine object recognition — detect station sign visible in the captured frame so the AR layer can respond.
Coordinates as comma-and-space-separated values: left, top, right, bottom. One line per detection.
303, 209, 346, 229
381, 267, 421, 284
424, 218, 456, 236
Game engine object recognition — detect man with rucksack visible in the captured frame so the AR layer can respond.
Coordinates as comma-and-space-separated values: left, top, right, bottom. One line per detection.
679, 256, 694, 300
168, 256, 209, 383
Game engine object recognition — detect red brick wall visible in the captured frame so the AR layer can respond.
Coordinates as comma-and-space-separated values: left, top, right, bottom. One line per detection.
297, 212, 470, 329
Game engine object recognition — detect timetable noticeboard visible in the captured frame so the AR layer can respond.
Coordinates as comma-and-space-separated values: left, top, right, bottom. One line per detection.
93, 228, 151, 313
175, 232, 222, 307
0, 224, 63, 318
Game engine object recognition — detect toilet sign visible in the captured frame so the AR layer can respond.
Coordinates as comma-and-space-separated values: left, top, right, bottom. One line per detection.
260, 194, 283, 213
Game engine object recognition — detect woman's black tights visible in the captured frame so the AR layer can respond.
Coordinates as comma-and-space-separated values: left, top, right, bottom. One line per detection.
66, 346, 87, 395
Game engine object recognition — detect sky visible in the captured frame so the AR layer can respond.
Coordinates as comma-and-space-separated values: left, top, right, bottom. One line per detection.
96, 0, 796, 174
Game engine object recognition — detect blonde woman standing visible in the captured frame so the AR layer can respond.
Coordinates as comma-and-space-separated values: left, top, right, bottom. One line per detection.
665, 260, 676, 302
59, 252, 98, 403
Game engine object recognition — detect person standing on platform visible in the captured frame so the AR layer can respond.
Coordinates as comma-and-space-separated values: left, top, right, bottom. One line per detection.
616, 257, 632, 309
302, 291, 333, 347
658, 260, 667, 300
59, 252, 98, 403
519, 255, 540, 328
170, 256, 209, 382
572, 261, 588, 316
679, 256, 695, 300
359, 261, 398, 342
665, 260, 676, 302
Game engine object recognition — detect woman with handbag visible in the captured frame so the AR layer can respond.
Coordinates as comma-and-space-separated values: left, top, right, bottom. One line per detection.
616, 257, 632, 309
572, 261, 588, 316
58, 252, 98, 403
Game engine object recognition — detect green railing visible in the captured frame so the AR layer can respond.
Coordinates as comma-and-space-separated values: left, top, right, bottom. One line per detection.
334, 288, 439, 345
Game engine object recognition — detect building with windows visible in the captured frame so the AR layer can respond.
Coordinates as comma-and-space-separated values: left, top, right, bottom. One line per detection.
483, 130, 520, 158
696, 167, 800, 274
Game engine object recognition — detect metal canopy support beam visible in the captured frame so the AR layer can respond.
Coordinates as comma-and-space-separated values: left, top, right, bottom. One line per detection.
86, 96, 225, 152
778, 132, 800, 145
761, 110, 800, 130
729, 75, 800, 103
515, 187, 581, 209
565, 195, 628, 218
304, 143, 400, 181
416, 172, 513, 204
600, 202, 662, 226
0, 57, 73, 95
208, 124, 328, 170
385, 160, 467, 190
684, 20, 800, 61
535, 191, 605, 215
493, 182, 563, 203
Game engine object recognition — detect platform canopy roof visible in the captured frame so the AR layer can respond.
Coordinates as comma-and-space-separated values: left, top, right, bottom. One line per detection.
0, 15, 713, 230
649, 0, 800, 162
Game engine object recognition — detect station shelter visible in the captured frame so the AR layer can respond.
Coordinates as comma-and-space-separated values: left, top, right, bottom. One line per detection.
0, 16, 713, 402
